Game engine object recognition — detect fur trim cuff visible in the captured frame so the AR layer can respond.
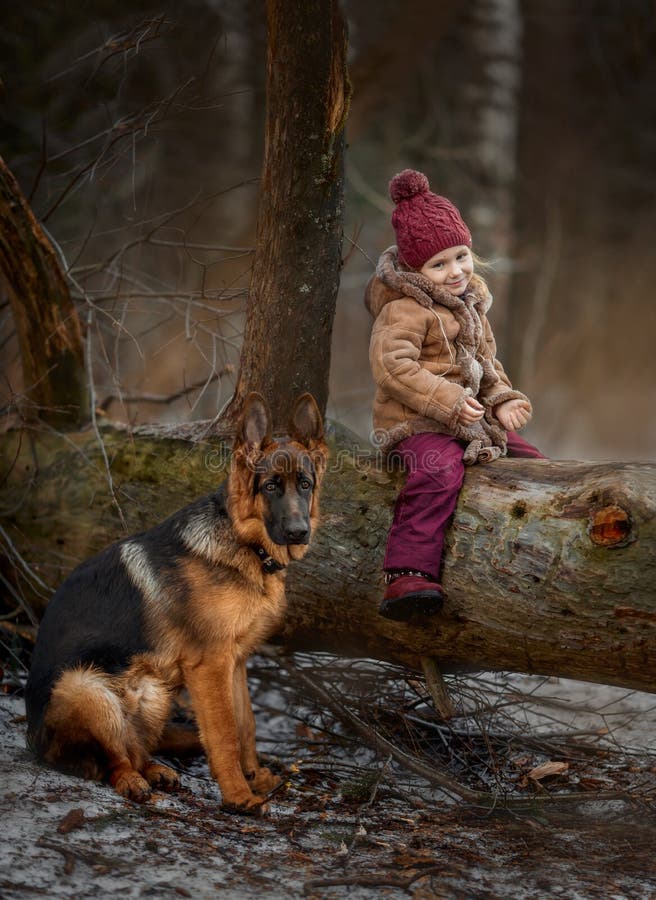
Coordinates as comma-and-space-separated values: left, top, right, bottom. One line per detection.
482, 389, 531, 409
483, 390, 532, 429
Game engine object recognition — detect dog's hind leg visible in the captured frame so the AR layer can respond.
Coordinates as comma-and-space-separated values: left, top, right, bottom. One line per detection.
43, 666, 153, 801
148, 723, 201, 790
120, 661, 180, 794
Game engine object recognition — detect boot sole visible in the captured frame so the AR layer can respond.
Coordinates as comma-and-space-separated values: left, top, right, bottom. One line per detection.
379, 590, 444, 622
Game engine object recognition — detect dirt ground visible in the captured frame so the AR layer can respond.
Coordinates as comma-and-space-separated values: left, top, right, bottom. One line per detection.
2, 662, 656, 900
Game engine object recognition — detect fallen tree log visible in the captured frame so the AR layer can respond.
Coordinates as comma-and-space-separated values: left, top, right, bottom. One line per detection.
1, 423, 654, 693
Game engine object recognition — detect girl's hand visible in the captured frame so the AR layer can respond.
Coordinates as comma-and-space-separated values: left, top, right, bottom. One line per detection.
457, 396, 485, 426
495, 398, 531, 431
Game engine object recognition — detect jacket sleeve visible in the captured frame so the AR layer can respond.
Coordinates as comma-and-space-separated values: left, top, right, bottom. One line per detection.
369, 298, 467, 426
479, 316, 533, 421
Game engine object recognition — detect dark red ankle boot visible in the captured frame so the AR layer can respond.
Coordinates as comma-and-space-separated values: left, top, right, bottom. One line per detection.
379, 573, 444, 622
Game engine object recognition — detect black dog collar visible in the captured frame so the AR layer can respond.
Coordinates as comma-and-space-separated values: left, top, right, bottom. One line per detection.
251, 545, 286, 575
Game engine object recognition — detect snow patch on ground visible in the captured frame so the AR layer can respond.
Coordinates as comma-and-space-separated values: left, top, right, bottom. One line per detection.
2, 677, 656, 900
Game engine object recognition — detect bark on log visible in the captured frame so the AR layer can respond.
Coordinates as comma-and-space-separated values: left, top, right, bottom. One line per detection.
1, 424, 654, 693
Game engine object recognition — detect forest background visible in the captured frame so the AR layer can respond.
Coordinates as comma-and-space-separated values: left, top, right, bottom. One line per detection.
2, 0, 655, 462
1, 5, 656, 895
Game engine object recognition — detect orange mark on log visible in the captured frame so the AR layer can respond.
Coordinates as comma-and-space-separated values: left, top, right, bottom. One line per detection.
588, 505, 631, 546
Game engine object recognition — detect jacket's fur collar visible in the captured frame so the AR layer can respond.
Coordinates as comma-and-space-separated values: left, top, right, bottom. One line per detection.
365, 245, 492, 318
366, 245, 527, 465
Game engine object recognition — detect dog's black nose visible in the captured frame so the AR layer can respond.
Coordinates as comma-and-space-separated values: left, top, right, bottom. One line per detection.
285, 526, 310, 544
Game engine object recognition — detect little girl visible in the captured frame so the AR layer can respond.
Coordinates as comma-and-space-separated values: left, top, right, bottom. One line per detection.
366, 169, 545, 622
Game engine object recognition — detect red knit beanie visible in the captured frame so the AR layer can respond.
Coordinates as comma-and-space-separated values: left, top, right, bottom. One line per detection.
389, 169, 472, 269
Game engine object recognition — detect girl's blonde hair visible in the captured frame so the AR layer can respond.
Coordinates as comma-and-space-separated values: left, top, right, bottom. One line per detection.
471, 250, 492, 273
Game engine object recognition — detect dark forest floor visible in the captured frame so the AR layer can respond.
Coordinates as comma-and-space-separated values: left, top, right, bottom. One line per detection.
2, 656, 656, 899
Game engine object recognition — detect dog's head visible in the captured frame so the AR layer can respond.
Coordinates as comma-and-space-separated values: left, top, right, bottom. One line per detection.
228, 393, 328, 562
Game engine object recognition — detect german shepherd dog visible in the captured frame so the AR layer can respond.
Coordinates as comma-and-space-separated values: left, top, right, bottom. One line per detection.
25, 393, 327, 814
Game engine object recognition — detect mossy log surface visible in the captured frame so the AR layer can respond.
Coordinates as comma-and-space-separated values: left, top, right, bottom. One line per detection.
1, 423, 655, 692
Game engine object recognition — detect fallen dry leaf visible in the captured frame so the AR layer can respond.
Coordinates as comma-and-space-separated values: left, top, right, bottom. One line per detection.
512, 756, 531, 768
527, 761, 569, 782
56, 808, 86, 834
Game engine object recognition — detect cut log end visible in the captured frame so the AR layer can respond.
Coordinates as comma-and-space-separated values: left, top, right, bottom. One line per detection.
588, 505, 632, 548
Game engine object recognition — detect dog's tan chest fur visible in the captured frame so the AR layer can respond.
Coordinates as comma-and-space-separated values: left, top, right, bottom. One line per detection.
173, 556, 286, 650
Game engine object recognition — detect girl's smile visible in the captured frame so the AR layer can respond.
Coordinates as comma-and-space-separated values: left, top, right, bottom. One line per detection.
419, 245, 474, 295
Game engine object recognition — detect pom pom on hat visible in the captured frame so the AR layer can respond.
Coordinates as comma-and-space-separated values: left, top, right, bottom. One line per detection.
389, 168, 472, 269
389, 169, 429, 203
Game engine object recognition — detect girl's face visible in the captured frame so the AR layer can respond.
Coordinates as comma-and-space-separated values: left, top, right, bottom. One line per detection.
419, 245, 474, 295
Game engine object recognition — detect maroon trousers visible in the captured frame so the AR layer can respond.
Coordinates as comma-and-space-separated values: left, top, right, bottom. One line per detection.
384, 431, 546, 581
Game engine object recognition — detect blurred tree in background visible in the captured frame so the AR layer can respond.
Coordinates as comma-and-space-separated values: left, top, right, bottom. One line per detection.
1, 0, 655, 459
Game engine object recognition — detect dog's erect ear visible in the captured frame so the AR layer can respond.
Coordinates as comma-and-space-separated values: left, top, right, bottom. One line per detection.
289, 393, 324, 449
235, 392, 273, 451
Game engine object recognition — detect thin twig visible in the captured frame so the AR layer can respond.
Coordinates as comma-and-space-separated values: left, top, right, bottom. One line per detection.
85, 306, 128, 532
98, 365, 234, 410
281, 659, 480, 803
280, 655, 635, 810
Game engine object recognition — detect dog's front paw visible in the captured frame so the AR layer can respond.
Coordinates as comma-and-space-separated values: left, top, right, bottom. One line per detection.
221, 791, 270, 817
144, 762, 180, 792
249, 767, 281, 794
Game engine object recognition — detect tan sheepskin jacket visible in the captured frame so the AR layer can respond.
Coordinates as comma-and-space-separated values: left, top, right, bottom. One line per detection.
366, 247, 532, 464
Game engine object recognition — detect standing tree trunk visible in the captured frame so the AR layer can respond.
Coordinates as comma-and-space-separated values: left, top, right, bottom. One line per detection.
509, 0, 578, 393
0, 156, 88, 428
226, 0, 350, 428
449, 0, 523, 344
